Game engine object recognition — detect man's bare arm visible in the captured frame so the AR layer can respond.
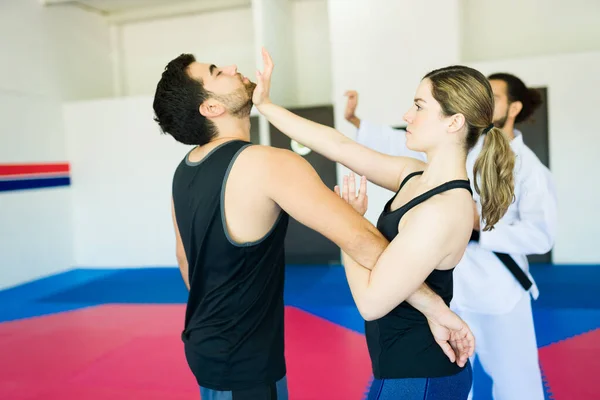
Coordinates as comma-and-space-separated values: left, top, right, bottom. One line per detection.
406, 284, 447, 319
259, 146, 386, 269
259, 147, 444, 315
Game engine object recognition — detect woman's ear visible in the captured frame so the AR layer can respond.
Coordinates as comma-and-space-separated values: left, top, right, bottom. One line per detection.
448, 113, 466, 133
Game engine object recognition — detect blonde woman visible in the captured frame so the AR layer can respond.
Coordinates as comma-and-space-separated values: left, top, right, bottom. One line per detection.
253, 49, 515, 399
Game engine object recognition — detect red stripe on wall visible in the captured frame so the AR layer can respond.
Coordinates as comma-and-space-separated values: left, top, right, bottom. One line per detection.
0, 163, 70, 176
0, 172, 70, 181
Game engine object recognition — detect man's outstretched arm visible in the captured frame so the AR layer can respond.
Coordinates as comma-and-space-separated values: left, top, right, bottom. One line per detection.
257, 147, 473, 364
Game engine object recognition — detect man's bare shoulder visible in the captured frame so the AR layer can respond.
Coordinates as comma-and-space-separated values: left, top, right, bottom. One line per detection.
236, 144, 311, 175
241, 144, 303, 160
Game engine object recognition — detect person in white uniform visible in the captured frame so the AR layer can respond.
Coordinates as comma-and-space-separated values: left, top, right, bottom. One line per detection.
343, 72, 558, 400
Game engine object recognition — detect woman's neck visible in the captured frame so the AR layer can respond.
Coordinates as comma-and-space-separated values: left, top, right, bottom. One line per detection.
420, 145, 468, 186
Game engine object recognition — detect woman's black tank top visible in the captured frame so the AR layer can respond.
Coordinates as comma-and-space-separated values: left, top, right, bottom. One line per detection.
365, 171, 472, 379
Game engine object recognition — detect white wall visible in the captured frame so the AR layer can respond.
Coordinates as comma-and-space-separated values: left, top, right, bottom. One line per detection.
461, 0, 600, 62
64, 97, 190, 268
468, 51, 600, 264
292, 0, 333, 107
328, 0, 461, 128
0, 1, 113, 102
252, 0, 296, 106
117, 1, 332, 107
120, 7, 257, 98
0, 0, 113, 289
327, 0, 461, 228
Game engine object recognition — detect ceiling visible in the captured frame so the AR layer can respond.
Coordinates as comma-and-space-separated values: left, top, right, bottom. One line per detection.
41, 0, 253, 23
42, 0, 325, 24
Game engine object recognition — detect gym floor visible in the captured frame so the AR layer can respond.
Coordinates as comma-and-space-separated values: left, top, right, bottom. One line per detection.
0, 264, 598, 399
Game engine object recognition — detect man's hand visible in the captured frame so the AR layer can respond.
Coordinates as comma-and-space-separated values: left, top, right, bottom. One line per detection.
344, 90, 358, 120
344, 90, 361, 128
426, 307, 475, 367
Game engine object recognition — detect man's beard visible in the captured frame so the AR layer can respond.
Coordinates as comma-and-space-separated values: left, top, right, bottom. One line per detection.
213, 81, 257, 118
493, 109, 509, 129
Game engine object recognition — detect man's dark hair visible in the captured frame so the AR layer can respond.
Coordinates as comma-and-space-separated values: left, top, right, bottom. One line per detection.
153, 54, 217, 145
488, 73, 543, 124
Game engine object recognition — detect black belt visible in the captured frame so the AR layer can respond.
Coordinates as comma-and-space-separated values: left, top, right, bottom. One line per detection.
469, 230, 533, 291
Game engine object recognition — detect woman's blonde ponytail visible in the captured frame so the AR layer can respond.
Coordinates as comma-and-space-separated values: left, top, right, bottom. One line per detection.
473, 127, 515, 231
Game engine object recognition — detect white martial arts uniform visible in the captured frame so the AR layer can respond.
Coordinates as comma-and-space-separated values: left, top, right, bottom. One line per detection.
355, 120, 558, 400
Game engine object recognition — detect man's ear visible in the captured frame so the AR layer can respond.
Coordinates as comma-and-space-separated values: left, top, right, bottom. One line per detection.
509, 100, 523, 119
199, 99, 225, 118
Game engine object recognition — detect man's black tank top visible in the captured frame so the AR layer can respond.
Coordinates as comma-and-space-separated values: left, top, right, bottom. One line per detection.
366, 171, 472, 379
172, 140, 289, 390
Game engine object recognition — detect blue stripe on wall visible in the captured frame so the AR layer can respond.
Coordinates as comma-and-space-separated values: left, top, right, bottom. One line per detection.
0, 177, 71, 192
